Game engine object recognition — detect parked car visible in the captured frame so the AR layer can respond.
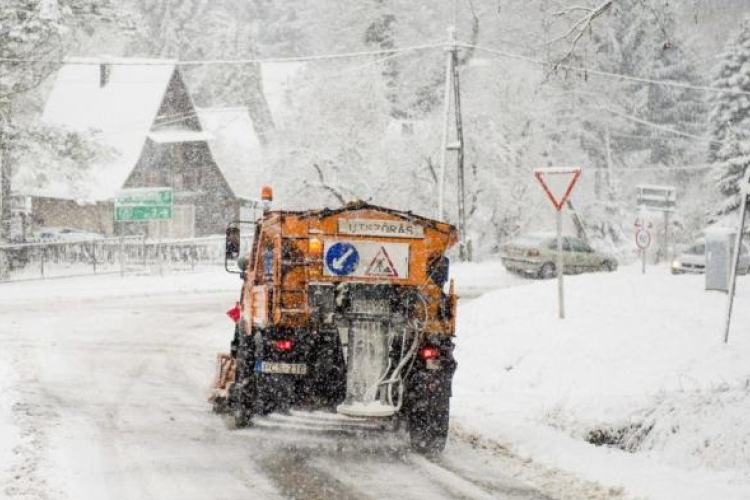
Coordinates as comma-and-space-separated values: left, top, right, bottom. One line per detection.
30, 227, 104, 243
671, 239, 750, 275
500, 233, 618, 279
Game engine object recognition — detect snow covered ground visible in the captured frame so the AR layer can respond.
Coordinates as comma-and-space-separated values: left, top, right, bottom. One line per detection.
453, 263, 750, 500
1, 262, 748, 499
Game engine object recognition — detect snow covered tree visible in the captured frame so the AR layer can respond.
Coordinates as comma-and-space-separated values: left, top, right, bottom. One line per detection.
707, 18, 750, 222
0, 0, 119, 277
127, 0, 282, 143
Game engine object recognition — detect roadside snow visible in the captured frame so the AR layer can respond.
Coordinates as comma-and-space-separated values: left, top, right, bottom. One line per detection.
453, 263, 750, 500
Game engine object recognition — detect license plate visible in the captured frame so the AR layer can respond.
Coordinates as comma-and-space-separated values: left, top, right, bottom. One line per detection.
255, 361, 308, 375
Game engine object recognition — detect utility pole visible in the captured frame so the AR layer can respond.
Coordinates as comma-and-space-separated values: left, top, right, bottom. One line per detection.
0, 126, 8, 280
437, 27, 455, 222
452, 35, 469, 262
437, 27, 470, 261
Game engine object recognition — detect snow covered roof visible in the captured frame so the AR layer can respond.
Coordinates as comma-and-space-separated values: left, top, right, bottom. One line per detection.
31, 57, 177, 201
15, 59, 300, 203
197, 107, 265, 201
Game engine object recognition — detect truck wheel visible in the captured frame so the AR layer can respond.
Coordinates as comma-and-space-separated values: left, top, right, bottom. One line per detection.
409, 397, 450, 454
539, 262, 556, 280
233, 334, 256, 428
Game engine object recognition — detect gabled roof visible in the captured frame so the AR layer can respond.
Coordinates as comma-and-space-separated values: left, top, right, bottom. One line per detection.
24, 58, 177, 201
197, 107, 265, 201
16, 59, 302, 203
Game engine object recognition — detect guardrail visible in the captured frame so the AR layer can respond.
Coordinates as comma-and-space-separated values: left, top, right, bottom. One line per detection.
0, 235, 242, 282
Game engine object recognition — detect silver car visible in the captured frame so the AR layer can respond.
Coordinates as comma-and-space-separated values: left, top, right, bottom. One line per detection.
500, 233, 618, 279
671, 239, 750, 275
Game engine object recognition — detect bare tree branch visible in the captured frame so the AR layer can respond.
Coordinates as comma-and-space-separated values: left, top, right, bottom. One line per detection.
309, 163, 347, 204
547, 0, 616, 68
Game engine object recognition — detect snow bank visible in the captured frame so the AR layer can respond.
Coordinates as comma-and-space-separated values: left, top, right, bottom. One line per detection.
0, 270, 239, 306
452, 263, 750, 499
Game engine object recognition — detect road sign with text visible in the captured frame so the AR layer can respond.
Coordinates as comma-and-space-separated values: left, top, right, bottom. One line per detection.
115, 188, 173, 222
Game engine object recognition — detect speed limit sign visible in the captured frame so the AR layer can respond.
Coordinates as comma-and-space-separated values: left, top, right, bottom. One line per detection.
635, 229, 651, 250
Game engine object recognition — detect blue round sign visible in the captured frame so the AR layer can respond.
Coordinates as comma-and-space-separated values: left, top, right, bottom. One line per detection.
325, 242, 359, 276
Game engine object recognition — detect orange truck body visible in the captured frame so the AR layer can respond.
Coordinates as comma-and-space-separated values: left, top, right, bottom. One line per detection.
239, 201, 458, 336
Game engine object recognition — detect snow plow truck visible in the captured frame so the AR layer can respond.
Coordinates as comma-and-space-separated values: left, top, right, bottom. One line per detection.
212, 187, 458, 452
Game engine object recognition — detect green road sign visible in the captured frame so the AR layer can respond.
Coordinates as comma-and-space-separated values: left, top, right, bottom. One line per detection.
115, 206, 173, 221
115, 188, 173, 222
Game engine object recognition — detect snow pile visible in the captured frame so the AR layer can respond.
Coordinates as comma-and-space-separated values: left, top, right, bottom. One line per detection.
452, 264, 750, 499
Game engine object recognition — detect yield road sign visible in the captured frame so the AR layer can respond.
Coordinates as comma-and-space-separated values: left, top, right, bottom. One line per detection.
635, 229, 651, 250
534, 167, 582, 211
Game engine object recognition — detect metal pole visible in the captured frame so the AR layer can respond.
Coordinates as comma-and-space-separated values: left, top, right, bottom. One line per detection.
142, 235, 147, 269
119, 235, 125, 277
452, 45, 469, 261
91, 241, 97, 274
664, 210, 670, 267
642, 248, 646, 275
724, 194, 748, 343
437, 27, 455, 221
557, 209, 565, 319
158, 227, 163, 277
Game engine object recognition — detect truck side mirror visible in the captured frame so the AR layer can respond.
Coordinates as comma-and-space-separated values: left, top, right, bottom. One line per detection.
226, 224, 241, 260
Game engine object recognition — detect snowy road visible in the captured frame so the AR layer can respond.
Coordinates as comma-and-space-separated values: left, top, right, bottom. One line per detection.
0, 272, 615, 500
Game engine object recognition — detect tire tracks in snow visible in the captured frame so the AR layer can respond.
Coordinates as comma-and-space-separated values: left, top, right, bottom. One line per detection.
3, 350, 62, 500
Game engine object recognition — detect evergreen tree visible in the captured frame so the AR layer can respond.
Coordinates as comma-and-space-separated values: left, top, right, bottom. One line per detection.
707, 18, 750, 221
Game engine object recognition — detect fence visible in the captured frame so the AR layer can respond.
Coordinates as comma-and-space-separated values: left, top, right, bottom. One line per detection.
0, 235, 239, 282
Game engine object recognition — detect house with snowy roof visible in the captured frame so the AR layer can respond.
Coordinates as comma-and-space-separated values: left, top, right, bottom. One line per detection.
12, 57, 303, 238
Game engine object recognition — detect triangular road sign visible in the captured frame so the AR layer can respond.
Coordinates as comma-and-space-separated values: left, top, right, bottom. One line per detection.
365, 246, 399, 277
534, 167, 582, 211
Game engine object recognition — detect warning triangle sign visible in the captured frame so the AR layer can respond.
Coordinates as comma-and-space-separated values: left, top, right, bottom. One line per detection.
534, 167, 582, 211
365, 246, 399, 277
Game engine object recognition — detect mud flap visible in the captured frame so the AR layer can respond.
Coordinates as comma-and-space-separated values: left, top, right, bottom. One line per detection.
209, 353, 236, 412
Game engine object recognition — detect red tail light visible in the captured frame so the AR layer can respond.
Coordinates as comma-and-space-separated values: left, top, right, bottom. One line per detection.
226, 302, 241, 323
527, 248, 540, 257
419, 346, 440, 360
275, 339, 294, 351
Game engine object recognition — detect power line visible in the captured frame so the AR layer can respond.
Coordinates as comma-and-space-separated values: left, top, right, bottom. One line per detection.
150, 49, 432, 131
0, 42, 445, 67
462, 42, 750, 98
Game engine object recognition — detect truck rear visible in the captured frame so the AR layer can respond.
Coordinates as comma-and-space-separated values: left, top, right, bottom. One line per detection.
215, 191, 458, 452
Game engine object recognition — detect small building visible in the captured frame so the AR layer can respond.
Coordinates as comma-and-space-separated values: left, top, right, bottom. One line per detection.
13, 57, 303, 239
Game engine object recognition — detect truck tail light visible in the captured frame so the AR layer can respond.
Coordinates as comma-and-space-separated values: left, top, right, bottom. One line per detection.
275, 339, 294, 351
419, 345, 440, 360
226, 302, 241, 323
527, 248, 540, 257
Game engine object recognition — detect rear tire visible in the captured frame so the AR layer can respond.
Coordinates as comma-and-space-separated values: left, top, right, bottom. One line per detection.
539, 262, 556, 280
602, 260, 617, 272
232, 332, 256, 428
409, 398, 450, 454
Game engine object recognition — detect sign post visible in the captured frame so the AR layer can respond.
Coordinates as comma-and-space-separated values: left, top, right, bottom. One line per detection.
636, 185, 675, 265
115, 188, 174, 277
724, 172, 750, 343
534, 167, 582, 319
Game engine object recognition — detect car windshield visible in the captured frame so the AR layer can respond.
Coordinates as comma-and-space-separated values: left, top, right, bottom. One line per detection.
511, 235, 551, 247
685, 243, 705, 255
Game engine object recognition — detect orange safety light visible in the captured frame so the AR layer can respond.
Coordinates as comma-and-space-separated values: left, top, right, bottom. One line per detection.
309, 237, 323, 255
261, 186, 273, 202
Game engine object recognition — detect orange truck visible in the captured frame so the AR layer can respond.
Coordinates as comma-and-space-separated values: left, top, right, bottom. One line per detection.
214, 188, 458, 452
